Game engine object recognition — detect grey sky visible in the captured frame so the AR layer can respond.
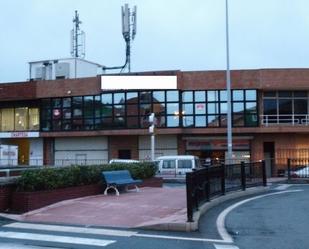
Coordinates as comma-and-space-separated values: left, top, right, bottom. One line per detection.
1, 0, 309, 83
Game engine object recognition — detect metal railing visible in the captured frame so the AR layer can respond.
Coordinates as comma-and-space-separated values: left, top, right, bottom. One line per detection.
186, 161, 266, 222
261, 114, 309, 126
287, 158, 309, 180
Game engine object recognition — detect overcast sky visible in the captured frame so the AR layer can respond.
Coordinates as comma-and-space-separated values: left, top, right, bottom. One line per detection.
1, 0, 309, 83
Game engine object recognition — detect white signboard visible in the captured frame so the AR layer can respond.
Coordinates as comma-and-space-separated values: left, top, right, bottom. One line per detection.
101, 75, 177, 90
0, 132, 40, 138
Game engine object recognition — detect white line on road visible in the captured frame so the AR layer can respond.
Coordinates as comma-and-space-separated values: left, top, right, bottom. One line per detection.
214, 244, 240, 249
4, 222, 137, 237
216, 189, 303, 243
0, 231, 115, 247
274, 184, 291, 191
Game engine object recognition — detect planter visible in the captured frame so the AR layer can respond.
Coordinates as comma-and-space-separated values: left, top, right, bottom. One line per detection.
11, 177, 163, 213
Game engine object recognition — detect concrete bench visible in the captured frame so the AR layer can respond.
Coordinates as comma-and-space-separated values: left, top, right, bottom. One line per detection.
102, 170, 142, 196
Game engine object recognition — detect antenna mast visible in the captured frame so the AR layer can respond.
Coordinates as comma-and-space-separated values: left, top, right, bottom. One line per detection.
103, 4, 137, 73
71, 10, 85, 58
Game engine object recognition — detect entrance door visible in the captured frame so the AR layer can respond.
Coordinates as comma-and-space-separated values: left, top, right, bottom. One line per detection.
118, 150, 131, 159
4, 138, 30, 165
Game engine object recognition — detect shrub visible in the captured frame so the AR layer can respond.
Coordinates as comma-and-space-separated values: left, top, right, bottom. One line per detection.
16, 162, 156, 192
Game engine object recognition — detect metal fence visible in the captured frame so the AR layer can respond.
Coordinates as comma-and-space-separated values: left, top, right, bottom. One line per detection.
287, 158, 309, 179
186, 161, 266, 222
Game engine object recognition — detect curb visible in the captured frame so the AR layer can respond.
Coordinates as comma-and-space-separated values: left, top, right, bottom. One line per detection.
140, 186, 270, 232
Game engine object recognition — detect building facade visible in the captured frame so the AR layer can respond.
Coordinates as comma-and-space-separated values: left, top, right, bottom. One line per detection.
1, 68, 309, 176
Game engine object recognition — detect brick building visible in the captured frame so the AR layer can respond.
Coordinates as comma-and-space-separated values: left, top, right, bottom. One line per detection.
1, 68, 309, 176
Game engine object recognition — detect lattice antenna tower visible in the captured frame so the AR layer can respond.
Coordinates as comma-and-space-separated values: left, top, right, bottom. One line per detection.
121, 4, 137, 72
71, 10, 85, 58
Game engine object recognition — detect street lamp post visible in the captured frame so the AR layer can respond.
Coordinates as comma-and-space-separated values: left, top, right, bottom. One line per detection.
225, 0, 233, 164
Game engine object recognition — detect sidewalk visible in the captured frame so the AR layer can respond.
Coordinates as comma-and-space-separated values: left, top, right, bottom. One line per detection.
1, 187, 187, 230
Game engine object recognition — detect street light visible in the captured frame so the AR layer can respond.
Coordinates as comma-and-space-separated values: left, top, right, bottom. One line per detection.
225, 0, 233, 164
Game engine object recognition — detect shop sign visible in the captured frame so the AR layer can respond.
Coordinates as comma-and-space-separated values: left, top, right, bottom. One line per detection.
186, 139, 250, 150
0, 132, 40, 138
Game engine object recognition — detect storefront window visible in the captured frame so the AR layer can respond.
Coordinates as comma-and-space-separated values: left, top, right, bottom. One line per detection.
182, 91, 193, 102
29, 108, 39, 130
1, 108, 14, 131
153, 91, 165, 103
166, 91, 179, 102
195, 91, 205, 102
15, 107, 28, 131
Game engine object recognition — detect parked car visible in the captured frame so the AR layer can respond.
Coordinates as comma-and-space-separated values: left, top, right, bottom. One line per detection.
109, 159, 140, 164
289, 166, 309, 178
156, 155, 201, 175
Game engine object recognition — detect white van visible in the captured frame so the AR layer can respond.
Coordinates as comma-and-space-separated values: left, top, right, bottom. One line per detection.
156, 155, 201, 175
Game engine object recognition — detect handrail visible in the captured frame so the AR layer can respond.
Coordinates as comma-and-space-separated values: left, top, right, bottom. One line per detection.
261, 114, 309, 126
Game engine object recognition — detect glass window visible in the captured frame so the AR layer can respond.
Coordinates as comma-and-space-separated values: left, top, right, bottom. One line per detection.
72, 96, 83, 107
233, 90, 244, 101
114, 117, 125, 127
246, 102, 257, 112
178, 160, 192, 169
153, 103, 165, 116
195, 116, 206, 127
153, 91, 165, 102
101, 117, 113, 127
183, 116, 194, 127
207, 91, 219, 102
182, 104, 193, 115
220, 90, 227, 101
279, 99, 292, 114
220, 103, 228, 114
52, 120, 61, 131
167, 116, 179, 127
84, 96, 94, 118
162, 160, 176, 169
63, 98, 71, 108
114, 93, 125, 104
41, 99, 51, 108
167, 103, 179, 115
140, 92, 151, 103
166, 91, 179, 102
127, 116, 139, 128
195, 103, 206, 114
101, 106, 112, 117
140, 116, 150, 128
72, 119, 83, 130
41, 109, 51, 120
140, 104, 151, 116
127, 104, 139, 116
233, 102, 244, 113
62, 120, 71, 130
52, 98, 61, 108
245, 90, 257, 101
126, 92, 138, 104
278, 91, 292, 97
52, 108, 62, 120
245, 113, 258, 126
1, 108, 14, 131
207, 115, 219, 127
101, 93, 113, 105
263, 99, 277, 115
264, 91, 276, 97
182, 91, 193, 102
294, 99, 308, 114
233, 114, 244, 127
41, 120, 51, 131
114, 105, 125, 117
156, 115, 166, 127
220, 114, 227, 127
15, 107, 28, 131
84, 119, 94, 130
29, 108, 39, 130
294, 91, 307, 98
207, 103, 219, 114
194, 91, 205, 102
73, 108, 82, 118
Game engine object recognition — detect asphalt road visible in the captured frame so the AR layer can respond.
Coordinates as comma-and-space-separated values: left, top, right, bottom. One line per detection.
0, 184, 308, 249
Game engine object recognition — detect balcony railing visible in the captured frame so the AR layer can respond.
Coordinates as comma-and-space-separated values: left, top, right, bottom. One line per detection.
261, 114, 309, 126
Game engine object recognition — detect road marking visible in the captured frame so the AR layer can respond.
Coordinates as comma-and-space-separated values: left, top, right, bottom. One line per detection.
216, 189, 303, 243
4, 222, 137, 237
214, 244, 239, 249
274, 184, 290, 191
0, 243, 62, 249
0, 231, 115, 247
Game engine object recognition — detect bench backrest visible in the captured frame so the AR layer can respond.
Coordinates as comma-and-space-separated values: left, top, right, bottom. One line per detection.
102, 170, 133, 183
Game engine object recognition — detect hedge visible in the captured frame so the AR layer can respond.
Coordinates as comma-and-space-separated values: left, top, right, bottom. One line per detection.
16, 162, 156, 192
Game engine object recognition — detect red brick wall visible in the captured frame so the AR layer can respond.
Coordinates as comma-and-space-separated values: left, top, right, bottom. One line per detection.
108, 136, 139, 160
0, 185, 14, 212
0, 82, 36, 101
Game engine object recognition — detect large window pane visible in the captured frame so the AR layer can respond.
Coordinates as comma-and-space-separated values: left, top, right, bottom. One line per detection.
294, 99, 308, 114
140, 104, 151, 116
278, 91, 292, 97
207, 115, 219, 127
182, 91, 193, 102
220, 90, 227, 101
167, 103, 179, 115
233, 102, 244, 113
127, 116, 139, 128
182, 104, 193, 115
166, 91, 179, 102
195, 103, 206, 114
263, 99, 277, 115
153, 103, 165, 116
207, 103, 219, 114
84, 96, 94, 118
114, 93, 125, 104
279, 99, 292, 114
15, 107, 28, 131
195, 91, 205, 102
245, 90, 257, 101
114, 105, 125, 117
101, 93, 112, 105
220, 103, 228, 114
207, 91, 219, 102
101, 106, 112, 117
153, 91, 165, 102
183, 116, 194, 127
1, 108, 14, 131
233, 90, 244, 101
72, 96, 82, 107
126, 92, 138, 104
63, 98, 71, 108
167, 116, 179, 127
127, 104, 139, 116
195, 116, 206, 127
246, 102, 257, 112
140, 92, 151, 103
233, 114, 244, 127
52, 98, 61, 108
29, 108, 39, 130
